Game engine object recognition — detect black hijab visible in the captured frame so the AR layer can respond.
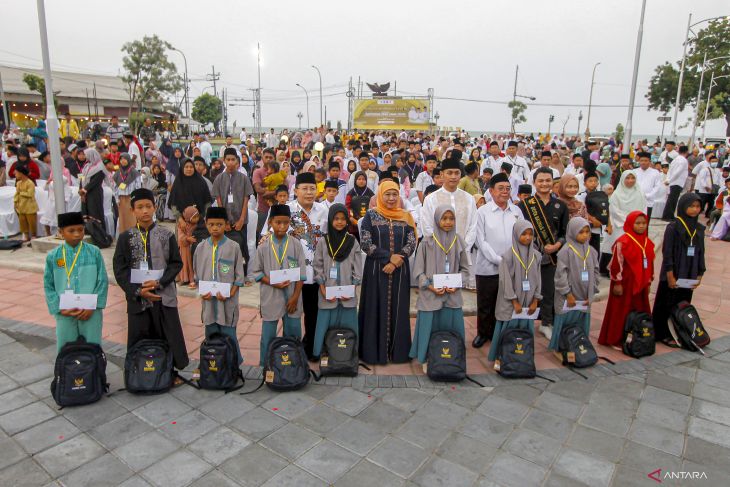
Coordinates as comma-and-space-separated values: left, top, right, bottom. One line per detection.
160, 138, 173, 160
675, 193, 704, 246
325, 203, 355, 262
347, 171, 374, 198
167, 148, 183, 178
167, 159, 212, 213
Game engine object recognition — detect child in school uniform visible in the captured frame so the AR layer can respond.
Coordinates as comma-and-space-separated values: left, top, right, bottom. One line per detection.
177, 206, 199, 288
409, 205, 469, 363
652, 194, 706, 344
252, 204, 307, 365
312, 203, 363, 357
488, 220, 542, 361
194, 207, 246, 364
598, 210, 655, 348
43, 212, 108, 352
548, 217, 600, 351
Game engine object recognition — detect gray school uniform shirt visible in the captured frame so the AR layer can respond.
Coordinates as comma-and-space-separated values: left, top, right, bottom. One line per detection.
252, 235, 307, 321
312, 237, 363, 309
193, 236, 245, 327
413, 236, 470, 312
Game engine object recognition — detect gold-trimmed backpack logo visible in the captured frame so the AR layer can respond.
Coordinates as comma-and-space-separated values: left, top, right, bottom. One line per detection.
208, 359, 218, 372
143, 360, 155, 372
515, 343, 524, 354
440, 347, 451, 359
280, 353, 291, 366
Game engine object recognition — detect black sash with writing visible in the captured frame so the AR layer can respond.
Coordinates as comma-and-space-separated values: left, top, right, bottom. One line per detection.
523, 196, 557, 265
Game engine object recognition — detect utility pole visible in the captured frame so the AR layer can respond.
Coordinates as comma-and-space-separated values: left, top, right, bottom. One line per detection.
577, 110, 583, 137
586, 62, 601, 137
207, 65, 220, 98
93, 82, 98, 118
221, 88, 227, 137
256, 43, 262, 138
347, 77, 354, 132
548, 115, 554, 136
0, 73, 10, 130
622, 0, 647, 156
511, 65, 519, 134
297, 111, 303, 130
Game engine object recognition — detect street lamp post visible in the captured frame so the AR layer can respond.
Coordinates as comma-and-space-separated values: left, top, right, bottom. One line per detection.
690, 55, 730, 150
295, 83, 310, 129
701, 73, 729, 143
510, 65, 536, 134
256, 43, 262, 138
585, 62, 601, 137
622, 0, 647, 156
671, 14, 729, 140
35, 0, 65, 215
311, 65, 323, 127
297, 112, 303, 130
171, 47, 189, 137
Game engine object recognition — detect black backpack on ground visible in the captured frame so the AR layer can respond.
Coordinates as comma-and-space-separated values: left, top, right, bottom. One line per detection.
51, 336, 108, 408
84, 216, 112, 249
124, 339, 174, 394
198, 333, 244, 392
263, 337, 311, 391
558, 323, 598, 368
427, 331, 466, 382
494, 328, 536, 379
319, 328, 359, 377
622, 311, 656, 358
669, 301, 711, 354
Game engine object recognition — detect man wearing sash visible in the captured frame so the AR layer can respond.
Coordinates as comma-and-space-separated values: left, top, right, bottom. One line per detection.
518, 167, 569, 340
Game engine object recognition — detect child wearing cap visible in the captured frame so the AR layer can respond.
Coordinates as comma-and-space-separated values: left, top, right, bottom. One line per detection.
193, 207, 246, 365
252, 204, 307, 365
43, 212, 108, 351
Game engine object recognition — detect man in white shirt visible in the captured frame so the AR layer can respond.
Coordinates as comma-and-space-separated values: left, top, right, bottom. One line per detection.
634, 151, 664, 220
662, 145, 690, 221
693, 151, 717, 218
659, 141, 679, 165
420, 150, 477, 251
499, 141, 530, 184
239, 128, 247, 145
414, 155, 437, 203
325, 129, 336, 145
472, 172, 523, 348
480, 141, 503, 175
264, 128, 279, 149
198, 135, 213, 165
124, 132, 142, 169
218, 135, 241, 162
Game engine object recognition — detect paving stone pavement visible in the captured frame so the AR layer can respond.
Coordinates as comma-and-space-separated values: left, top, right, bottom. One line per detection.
1, 330, 730, 486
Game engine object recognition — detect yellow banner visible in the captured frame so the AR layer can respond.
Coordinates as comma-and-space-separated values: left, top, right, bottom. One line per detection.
353, 99, 431, 130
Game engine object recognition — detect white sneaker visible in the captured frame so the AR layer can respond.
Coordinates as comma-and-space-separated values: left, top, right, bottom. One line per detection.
540, 325, 553, 340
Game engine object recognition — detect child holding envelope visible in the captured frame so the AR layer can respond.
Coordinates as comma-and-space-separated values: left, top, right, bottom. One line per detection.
548, 217, 600, 351
409, 205, 469, 364
488, 220, 542, 361
312, 204, 363, 358
193, 206, 246, 365
252, 204, 307, 365
113, 188, 189, 374
43, 212, 108, 352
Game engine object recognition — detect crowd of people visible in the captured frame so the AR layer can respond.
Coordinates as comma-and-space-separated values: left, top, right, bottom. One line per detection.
8, 117, 725, 377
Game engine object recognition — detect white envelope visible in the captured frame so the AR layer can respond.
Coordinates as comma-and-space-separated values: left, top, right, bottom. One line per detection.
326, 285, 356, 300
433, 273, 463, 289
131, 269, 164, 284
269, 267, 301, 285
198, 281, 231, 298
675, 279, 699, 289
562, 300, 589, 312
511, 307, 540, 320
59, 293, 98, 310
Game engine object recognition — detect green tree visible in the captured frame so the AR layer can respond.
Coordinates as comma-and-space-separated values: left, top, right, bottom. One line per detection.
614, 123, 625, 144
121, 35, 182, 130
22, 73, 56, 112
646, 19, 730, 136
191, 93, 222, 127
508, 100, 527, 131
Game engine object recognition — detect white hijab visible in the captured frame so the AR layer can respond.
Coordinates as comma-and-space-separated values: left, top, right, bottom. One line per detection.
609, 170, 647, 223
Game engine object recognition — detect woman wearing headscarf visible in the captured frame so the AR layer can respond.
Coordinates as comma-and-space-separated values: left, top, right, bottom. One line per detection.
159, 138, 173, 165
345, 171, 375, 239
548, 217, 600, 351
311, 204, 363, 357
209, 158, 225, 181
114, 153, 141, 234
79, 149, 109, 227
604, 170, 647, 252
652, 193, 706, 344
358, 180, 417, 364
409, 205, 469, 363
8, 147, 41, 181
558, 174, 589, 219
166, 146, 183, 181
28, 119, 48, 153
599, 211, 655, 347
167, 158, 213, 255
488, 220, 543, 361
289, 150, 305, 175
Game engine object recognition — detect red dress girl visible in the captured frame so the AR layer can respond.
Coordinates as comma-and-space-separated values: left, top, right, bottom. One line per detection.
598, 210, 655, 346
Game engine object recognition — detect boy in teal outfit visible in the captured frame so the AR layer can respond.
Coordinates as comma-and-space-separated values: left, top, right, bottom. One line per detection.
43, 212, 108, 352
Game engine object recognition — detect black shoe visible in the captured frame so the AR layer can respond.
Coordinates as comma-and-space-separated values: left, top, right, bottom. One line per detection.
472, 335, 487, 348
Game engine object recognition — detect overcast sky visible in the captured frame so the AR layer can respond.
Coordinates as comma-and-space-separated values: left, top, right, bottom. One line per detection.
2, 0, 728, 138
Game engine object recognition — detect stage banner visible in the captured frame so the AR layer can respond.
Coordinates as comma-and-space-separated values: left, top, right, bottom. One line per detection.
353, 99, 431, 130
